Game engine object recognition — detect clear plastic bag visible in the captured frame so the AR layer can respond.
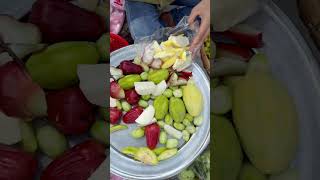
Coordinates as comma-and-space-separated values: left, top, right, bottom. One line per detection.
135, 16, 202, 64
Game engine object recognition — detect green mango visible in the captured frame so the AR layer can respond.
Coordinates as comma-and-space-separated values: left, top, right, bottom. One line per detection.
118, 74, 142, 90
154, 95, 169, 120
212, 115, 243, 180
169, 97, 186, 123
238, 162, 267, 180
233, 54, 298, 174
148, 69, 169, 84
26, 42, 100, 89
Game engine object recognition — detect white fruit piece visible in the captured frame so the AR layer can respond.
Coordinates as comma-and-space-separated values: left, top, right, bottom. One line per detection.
110, 97, 117, 108
151, 41, 162, 53
150, 59, 162, 69
135, 105, 156, 126
142, 43, 155, 65
110, 66, 123, 80
134, 81, 157, 95
77, 64, 107, 107
0, 112, 21, 145
169, 35, 190, 48
152, 80, 167, 96
164, 124, 182, 139
172, 51, 192, 72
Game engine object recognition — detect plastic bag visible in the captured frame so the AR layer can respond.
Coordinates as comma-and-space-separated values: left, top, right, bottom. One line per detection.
110, 0, 125, 34
135, 16, 203, 67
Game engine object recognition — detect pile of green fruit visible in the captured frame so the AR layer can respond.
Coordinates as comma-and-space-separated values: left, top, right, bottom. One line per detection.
212, 53, 299, 180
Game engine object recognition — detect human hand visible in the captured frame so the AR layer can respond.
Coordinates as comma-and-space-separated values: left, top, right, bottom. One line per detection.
188, 0, 210, 55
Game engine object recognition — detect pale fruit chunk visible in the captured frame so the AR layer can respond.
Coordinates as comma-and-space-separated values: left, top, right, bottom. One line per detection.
172, 51, 192, 72
134, 81, 157, 95
152, 80, 167, 96
169, 35, 190, 48
134, 147, 158, 165
135, 105, 155, 126
110, 97, 116, 108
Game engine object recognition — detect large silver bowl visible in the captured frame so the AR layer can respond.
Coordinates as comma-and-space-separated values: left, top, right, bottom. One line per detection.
110, 45, 210, 180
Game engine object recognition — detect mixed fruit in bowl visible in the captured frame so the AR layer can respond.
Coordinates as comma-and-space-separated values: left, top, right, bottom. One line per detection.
110, 35, 206, 165
0, 0, 108, 179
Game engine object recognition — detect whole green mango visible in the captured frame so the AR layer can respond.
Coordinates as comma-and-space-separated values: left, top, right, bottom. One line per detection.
154, 95, 169, 120
212, 115, 243, 180
26, 42, 100, 89
238, 162, 267, 180
169, 97, 186, 123
233, 54, 298, 174
148, 69, 169, 84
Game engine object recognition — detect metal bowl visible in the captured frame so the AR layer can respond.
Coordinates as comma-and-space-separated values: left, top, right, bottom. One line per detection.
110, 45, 210, 180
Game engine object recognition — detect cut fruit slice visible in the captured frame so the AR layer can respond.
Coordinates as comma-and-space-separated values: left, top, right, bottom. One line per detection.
154, 50, 175, 59
110, 97, 116, 108
169, 35, 190, 48
161, 56, 177, 69
134, 81, 157, 95
134, 147, 158, 165
151, 41, 162, 53
135, 105, 155, 126
172, 51, 192, 72
152, 80, 167, 96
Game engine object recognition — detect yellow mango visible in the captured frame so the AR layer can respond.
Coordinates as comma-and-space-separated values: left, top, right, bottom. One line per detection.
161, 56, 177, 69
182, 80, 203, 116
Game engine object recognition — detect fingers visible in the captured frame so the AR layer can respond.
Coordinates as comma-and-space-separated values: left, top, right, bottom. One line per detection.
188, 8, 199, 25
190, 21, 210, 55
